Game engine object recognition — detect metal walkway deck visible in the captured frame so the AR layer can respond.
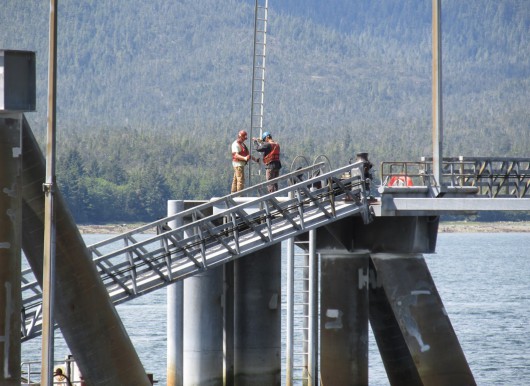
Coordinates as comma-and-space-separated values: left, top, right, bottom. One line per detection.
21, 160, 373, 341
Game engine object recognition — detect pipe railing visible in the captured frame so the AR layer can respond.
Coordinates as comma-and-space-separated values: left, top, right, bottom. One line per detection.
21, 160, 373, 341
380, 157, 530, 198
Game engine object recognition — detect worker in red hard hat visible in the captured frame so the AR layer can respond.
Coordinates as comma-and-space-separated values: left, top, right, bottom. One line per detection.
231, 130, 258, 193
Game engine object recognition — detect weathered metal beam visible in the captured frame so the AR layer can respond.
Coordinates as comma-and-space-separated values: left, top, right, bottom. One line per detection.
369, 257, 422, 385
320, 251, 369, 385
21, 118, 151, 386
369, 253, 476, 386
0, 115, 22, 385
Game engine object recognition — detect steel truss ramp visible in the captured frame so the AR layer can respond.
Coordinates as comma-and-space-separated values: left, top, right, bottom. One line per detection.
21, 161, 373, 340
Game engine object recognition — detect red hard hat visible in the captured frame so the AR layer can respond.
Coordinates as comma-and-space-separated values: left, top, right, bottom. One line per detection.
238, 130, 248, 139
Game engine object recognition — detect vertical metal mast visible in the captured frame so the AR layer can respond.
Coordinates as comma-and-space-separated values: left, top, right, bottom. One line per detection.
432, 0, 443, 195
41, 1, 58, 385
248, 0, 269, 184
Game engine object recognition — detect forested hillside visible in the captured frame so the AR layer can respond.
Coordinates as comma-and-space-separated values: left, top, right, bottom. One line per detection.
1, 0, 528, 222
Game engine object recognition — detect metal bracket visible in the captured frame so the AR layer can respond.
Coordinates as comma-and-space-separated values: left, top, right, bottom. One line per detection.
42, 182, 55, 194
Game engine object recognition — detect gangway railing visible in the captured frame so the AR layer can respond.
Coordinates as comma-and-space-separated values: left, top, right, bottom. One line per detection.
380, 157, 530, 197
21, 355, 83, 386
21, 160, 373, 341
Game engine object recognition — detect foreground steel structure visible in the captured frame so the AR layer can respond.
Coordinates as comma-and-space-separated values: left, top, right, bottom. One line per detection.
21, 141, 373, 340
2, 0, 530, 384
11, 109, 530, 384
2, 48, 530, 386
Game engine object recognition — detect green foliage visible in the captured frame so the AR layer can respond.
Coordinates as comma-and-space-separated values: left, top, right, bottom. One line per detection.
84, 178, 126, 223
1, 0, 528, 223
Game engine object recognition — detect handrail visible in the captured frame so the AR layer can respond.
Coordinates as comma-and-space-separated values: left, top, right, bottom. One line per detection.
380, 157, 530, 198
89, 162, 326, 248
20, 162, 327, 310
21, 160, 373, 341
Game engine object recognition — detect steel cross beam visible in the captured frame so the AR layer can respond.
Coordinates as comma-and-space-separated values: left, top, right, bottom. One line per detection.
21, 161, 373, 341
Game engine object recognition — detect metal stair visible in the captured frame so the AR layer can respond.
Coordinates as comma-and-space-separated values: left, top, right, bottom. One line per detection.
292, 239, 311, 384
21, 160, 373, 341
287, 232, 319, 386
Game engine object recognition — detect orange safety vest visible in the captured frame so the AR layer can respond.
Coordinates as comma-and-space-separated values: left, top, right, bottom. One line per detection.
232, 140, 249, 162
263, 142, 280, 165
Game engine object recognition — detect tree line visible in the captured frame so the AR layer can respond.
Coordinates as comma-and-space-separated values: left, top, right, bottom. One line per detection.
2, 0, 528, 222
53, 125, 528, 224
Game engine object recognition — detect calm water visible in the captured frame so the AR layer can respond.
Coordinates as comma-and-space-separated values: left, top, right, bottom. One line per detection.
22, 233, 530, 385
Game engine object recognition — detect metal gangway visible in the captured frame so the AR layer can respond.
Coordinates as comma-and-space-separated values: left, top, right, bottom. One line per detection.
21, 160, 373, 341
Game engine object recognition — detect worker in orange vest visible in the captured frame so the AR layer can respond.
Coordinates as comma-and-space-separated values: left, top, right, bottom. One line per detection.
253, 131, 282, 193
231, 130, 258, 193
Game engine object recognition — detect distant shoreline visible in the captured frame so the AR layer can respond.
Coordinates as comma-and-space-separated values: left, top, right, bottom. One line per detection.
437, 221, 529, 233
77, 221, 530, 234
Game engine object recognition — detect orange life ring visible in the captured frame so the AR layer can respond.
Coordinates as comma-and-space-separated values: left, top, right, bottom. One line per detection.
388, 175, 413, 187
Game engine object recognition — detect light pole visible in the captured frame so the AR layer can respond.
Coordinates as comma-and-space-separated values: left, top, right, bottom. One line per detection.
41, 1, 58, 385
432, 0, 443, 195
